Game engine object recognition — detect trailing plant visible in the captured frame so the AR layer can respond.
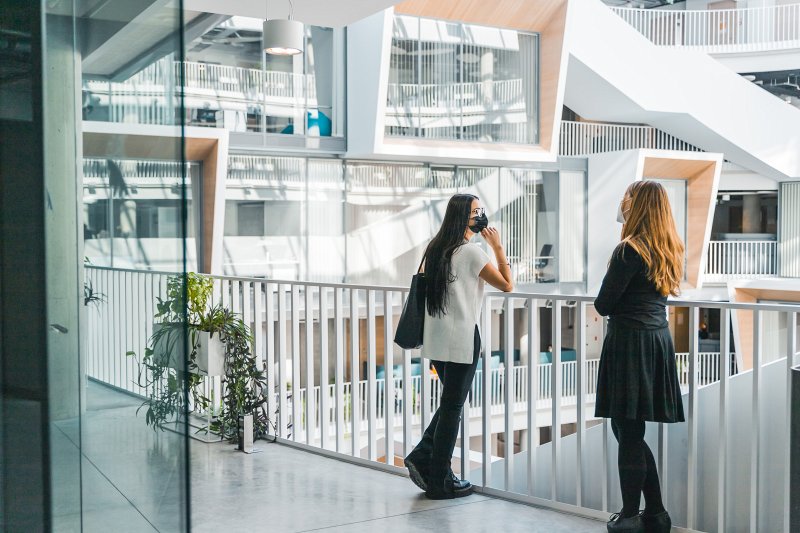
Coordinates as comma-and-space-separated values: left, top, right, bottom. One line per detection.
83, 258, 105, 306
127, 273, 275, 441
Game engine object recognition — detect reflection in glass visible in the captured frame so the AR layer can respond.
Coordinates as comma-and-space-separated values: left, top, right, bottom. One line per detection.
83, 159, 199, 271
386, 15, 540, 144
81, 17, 345, 139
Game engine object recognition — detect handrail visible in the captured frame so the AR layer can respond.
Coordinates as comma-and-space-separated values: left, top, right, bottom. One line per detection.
83, 265, 800, 312
611, 4, 800, 52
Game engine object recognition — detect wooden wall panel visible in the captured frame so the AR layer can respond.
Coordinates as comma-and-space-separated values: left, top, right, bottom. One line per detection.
642, 156, 719, 289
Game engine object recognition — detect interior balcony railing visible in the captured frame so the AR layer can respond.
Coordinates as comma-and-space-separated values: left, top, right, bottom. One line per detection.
84, 264, 799, 530
386, 80, 525, 112
84, 60, 322, 132
704, 240, 778, 282
611, 3, 800, 53
559, 120, 702, 156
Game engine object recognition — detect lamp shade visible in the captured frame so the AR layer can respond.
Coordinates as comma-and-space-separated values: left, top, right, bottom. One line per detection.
263, 18, 304, 56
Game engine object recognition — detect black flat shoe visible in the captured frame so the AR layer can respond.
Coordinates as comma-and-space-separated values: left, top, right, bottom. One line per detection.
424, 477, 474, 500
403, 453, 429, 491
607, 512, 644, 532
640, 510, 671, 533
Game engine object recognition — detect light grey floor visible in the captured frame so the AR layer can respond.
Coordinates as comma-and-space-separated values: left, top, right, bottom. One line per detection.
54, 382, 604, 532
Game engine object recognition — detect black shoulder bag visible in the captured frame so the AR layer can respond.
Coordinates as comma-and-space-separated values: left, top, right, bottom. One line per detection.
393, 256, 426, 350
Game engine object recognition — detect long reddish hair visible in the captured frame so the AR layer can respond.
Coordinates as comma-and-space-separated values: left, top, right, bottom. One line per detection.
619, 181, 684, 297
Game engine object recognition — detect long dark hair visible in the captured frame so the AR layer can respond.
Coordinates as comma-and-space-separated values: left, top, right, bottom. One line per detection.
424, 194, 477, 317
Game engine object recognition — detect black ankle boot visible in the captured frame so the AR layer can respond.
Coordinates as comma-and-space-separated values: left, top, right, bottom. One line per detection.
640, 510, 671, 533
403, 451, 430, 491
607, 512, 644, 532
424, 473, 474, 500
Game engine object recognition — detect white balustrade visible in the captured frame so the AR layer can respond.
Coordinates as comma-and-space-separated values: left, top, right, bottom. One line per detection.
84, 60, 319, 128
559, 120, 701, 156
705, 240, 778, 281
611, 4, 800, 53
84, 265, 799, 530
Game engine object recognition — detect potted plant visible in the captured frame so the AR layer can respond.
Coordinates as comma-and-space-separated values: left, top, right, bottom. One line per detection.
128, 273, 275, 442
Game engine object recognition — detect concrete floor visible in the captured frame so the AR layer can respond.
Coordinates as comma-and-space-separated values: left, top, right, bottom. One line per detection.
53, 382, 604, 532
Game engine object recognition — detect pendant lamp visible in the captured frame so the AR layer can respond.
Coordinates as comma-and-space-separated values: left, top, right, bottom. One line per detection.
263, 0, 304, 56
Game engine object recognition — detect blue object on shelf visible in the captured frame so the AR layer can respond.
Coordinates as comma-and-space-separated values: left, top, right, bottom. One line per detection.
279, 110, 332, 136
538, 348, 577, 364
476, 355, 501, 371
492, 349, 521, 365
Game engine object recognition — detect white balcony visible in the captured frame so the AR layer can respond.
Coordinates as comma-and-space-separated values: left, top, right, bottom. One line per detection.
611, 4, 800, 53
558, 120, 701, 156
704, 240, 778, 282
82, 265, 799, 531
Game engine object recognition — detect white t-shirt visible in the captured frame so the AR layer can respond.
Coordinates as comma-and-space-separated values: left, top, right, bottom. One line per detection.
422, 242, 491, 364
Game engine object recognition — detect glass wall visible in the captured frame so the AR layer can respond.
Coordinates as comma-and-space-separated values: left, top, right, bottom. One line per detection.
83, 159, 200, 271
82, 17, 345, 138
221, 155, 584, 287
1, 1, 190, 531
386, 15, 540, 144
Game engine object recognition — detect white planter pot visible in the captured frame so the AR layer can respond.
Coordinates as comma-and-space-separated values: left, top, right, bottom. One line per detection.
151, 323, 225, 376
195, 331, 225, 376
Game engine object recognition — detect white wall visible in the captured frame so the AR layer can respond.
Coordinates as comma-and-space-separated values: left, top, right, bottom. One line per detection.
585, 150, 641, 293
345, 9, 393, 158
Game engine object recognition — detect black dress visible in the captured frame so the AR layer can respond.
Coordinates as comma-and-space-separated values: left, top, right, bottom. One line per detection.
593, 243, 685, 423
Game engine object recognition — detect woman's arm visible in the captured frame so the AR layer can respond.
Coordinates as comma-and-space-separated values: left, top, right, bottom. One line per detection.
479, 228, 513, 292
594, 244, 640, 316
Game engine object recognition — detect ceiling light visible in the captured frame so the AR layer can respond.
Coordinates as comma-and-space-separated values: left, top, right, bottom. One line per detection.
263, 0, 304, 56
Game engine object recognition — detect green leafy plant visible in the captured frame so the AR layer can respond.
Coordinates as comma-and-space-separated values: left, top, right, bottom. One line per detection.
127, 273, 275, 441
83, 258, 105, 307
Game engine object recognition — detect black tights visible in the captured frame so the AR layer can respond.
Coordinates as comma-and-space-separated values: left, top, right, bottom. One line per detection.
611, 418, 665, 518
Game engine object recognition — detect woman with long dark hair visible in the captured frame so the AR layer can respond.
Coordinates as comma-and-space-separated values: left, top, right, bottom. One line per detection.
595, 181, 685, 533
404, 193, 514, 499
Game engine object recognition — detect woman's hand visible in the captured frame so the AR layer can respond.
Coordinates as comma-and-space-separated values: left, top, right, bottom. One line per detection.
480, 227, 502, 250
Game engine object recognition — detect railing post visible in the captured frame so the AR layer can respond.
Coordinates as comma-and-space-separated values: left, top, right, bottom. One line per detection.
750, 310, 762, 533
335, 287, 345, 453
366, 290, 378, 461
383, 290, 395, 465
305, 285, 316, 446
350, 288, 361, 457
503, 297, 515, 491
576, 301, 587, 507
687, 306, 699, 529
551, 300, 562, 501
785, 311, 797, 532
277, 284, 288, 439
319, 287, 330, 450
482, 297, 493, 487
791, 359, 800, 532
527, 298, 539, 496
718, 308, 731, 531
292, 285, 301, 442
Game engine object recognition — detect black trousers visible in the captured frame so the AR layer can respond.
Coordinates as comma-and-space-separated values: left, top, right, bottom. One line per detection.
411, 326, 481, 482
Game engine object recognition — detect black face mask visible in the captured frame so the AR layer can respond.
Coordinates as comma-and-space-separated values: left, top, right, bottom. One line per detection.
469, 213, 488, 233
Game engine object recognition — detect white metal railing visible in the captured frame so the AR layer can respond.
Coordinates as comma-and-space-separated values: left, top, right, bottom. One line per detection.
84, 265, 799, 531
84, 59, 320, 129
611, 4, 800, 53
559, 120, 701, 156
386, 80, 525, 111
705, 240, 778, 281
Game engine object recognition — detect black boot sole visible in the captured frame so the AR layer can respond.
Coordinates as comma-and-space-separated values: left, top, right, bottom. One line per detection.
404, 458, 428, 491
424, 485, 474, 500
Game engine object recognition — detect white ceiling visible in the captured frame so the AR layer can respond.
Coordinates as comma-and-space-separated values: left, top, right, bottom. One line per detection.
184, 0, 403, 28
